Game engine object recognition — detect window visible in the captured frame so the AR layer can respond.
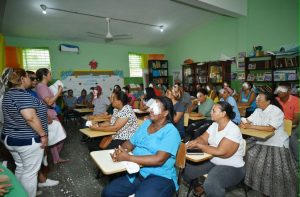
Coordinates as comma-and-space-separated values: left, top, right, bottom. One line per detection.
128, 53, 143, 77
23, 48, 51, 71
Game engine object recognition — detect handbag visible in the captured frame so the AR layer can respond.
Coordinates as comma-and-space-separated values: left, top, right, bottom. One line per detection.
98, 136, 113, 149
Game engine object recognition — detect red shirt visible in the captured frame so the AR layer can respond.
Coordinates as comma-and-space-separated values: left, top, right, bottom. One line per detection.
276, 95, 299, 121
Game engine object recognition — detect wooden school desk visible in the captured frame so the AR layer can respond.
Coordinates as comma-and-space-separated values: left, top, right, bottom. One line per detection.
90, 149, 127, 175
81, 115, 111, 122
238, 105, 250, 117
74, 108, 94, 113
79, 128, 116, 138
75, 104, 88, 108
184, 113, 206, 126
186, 153, 213, 163
240, 128, 274, 141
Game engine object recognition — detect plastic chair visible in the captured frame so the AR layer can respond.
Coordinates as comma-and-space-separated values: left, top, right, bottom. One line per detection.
284, 119, 292, 136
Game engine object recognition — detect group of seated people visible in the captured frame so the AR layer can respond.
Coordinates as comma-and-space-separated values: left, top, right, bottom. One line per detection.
82, 81, 298, 197
1, 67, 298, 197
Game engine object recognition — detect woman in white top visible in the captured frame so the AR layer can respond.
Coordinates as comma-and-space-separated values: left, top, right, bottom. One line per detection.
241, 91, 297, 197
183, 101, 245, 197
139, 87, 156, 111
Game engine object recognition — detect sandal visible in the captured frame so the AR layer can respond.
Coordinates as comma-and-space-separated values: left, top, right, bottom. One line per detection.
192, 185, 204, 197
54, 158, 69, 164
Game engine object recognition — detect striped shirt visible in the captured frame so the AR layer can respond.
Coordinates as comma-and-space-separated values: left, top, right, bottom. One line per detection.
2, 88, 48, 146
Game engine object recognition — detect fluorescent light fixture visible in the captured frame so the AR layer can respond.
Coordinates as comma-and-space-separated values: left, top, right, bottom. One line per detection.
39, 4, 163, 32
40, 4, 47, 14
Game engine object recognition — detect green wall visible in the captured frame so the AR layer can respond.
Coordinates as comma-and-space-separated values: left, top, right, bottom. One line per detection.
5, 36, 165, 80
165, 0, 298, 82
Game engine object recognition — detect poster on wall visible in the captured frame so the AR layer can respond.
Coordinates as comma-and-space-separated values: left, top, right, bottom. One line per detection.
172, 70, 182, 84
60, 70, 124, 98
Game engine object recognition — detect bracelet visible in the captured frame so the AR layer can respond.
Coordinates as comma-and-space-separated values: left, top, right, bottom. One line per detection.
40, 134, 48, 138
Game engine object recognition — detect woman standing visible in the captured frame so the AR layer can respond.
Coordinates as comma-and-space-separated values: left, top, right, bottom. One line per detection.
102, 96, 181, 197
241, 91, 297, 197
36, 68, 67, 164
183, 101, 245, 197
2, 68, 48, 197
238, 82, 256, 117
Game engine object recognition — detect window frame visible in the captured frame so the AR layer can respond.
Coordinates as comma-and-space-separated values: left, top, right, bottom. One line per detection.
128, 53, 143, 77
22, 48, 51, 72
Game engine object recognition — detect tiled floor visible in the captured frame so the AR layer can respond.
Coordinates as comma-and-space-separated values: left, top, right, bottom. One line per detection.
1, 120, 264, 197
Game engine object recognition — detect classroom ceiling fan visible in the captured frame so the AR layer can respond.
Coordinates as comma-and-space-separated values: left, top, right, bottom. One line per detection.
87, 18, 132, 42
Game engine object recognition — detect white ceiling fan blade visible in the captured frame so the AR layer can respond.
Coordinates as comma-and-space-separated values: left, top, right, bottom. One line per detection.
87, 32, 106, 36
113, 33, 132, 38
88, 34, 106, 39
113, 37, 133, 40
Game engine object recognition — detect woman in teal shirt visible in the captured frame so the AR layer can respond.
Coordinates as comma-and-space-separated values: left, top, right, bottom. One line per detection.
102, 96, 181, 197
0, 163, 27, 197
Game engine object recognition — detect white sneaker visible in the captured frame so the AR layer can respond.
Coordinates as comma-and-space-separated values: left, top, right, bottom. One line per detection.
38, 178, 59, 187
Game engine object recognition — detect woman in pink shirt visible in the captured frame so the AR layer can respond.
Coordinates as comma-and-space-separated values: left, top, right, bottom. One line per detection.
36, 68, 68, 164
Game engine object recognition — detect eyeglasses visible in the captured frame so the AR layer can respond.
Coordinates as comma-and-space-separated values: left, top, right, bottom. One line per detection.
30, 77, 37, 81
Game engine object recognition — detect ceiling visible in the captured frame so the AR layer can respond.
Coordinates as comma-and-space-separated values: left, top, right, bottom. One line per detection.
1, 0, 244, 47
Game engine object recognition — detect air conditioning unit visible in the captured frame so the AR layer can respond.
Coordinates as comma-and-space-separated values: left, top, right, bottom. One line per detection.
59, 44, 79, 54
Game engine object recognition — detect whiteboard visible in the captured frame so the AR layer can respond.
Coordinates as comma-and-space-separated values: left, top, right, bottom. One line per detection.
60, 70, 124, 98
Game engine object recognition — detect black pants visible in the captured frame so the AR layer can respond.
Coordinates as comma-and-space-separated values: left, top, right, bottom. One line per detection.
87, 138, 126, 152
185, 120, 213, 141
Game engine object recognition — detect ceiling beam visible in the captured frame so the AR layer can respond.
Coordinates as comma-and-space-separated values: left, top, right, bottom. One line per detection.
172, 0, 247, 17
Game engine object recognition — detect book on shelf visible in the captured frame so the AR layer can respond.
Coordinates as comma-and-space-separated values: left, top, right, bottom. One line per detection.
248, 63, 256, 70
246, 74, 255, 81
274, 70, 297, 81
263, 73, 272, 81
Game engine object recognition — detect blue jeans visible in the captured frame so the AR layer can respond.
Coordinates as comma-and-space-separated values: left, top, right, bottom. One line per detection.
102, 174, 175, 197
183, 161, 245, 197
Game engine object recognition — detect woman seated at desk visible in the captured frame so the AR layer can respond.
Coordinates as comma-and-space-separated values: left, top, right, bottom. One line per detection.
102, 96, 181, 197
77, 89, 92, 106
183, 101, 245, 197
219, 87, 241, 124
186, 89, 214, 141
165, 85, 185, 138
240, 90, 297, 197
238, 82, 256, 117
139, 87, 156, 111
88, 91, 138, 151
92, 85, 111, 115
